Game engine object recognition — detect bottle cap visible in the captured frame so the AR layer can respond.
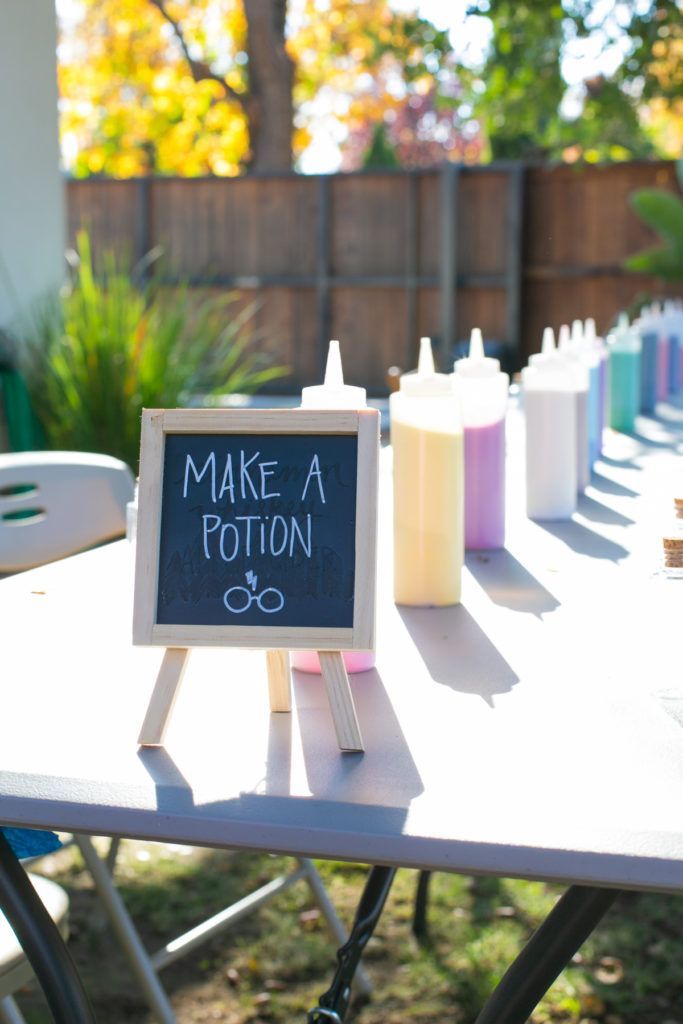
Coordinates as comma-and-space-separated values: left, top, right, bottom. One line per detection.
571, 319, 584, 346
617, 311, 630, 331
530, 327, 571, 371
584, 318, 597, 343
558, 324, 571, 352
400, 337, 452, 396
454, 328, 501, 378
300, 340, 367, 409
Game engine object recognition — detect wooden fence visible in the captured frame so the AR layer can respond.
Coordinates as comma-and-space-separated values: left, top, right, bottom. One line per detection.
66, 161, 683, 393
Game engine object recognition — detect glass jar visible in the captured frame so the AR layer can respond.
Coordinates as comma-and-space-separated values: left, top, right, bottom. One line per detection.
661, 498, 683, 577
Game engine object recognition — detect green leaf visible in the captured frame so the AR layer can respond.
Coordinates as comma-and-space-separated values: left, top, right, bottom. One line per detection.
625, 244, 683, 281
629, 189, 683, 248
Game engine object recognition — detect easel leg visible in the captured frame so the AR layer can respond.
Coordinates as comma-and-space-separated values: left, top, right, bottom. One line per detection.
138, 647, 190, 747
266, 649, 292, 712
318, 651, 364, 753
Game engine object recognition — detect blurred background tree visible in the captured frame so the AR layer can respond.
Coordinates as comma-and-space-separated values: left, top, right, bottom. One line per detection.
469, 0, 683, 162
57, 0, 682, 176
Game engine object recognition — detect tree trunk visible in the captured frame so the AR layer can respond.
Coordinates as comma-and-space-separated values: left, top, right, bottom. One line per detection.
243, 0, 294, 172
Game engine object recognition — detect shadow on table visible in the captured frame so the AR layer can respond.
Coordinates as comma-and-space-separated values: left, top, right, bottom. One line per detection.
465, 549, 560, 618
137, 670, 423, 825
577, 493, 635, 527
397, 605, 519, 707
291, 667, 424, 809
534, 518, 629, 562
599, 454, 643, 471
137, 747, 194, 814
590, 471, 639, 499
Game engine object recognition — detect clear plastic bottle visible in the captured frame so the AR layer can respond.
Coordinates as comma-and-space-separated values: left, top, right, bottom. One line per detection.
391, 337, 464, 605
453, 328, 509, 550
662, 499, 683, 578
522, 337, 578, 521
291, 340, 375, 675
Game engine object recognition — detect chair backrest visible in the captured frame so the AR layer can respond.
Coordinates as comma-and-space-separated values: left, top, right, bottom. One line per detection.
0, 452, 135, 572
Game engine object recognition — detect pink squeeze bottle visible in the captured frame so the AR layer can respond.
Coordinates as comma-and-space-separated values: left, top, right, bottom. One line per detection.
454, 329, 509, 550
290, 341, 375, 675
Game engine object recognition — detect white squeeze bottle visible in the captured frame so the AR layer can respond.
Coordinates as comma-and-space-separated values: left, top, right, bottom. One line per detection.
291, 340, 375, 675
523, 328, 578, 520
391, 337, 464, 605
557, 322, 591, 491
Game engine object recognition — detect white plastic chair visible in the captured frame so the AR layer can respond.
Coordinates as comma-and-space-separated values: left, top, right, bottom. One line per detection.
0, 875, 69, 1024
0, 451, 368, 1022
0, 451, 134, 572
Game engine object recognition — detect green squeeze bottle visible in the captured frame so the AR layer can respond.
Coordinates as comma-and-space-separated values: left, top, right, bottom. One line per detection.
608, 313, 641, 434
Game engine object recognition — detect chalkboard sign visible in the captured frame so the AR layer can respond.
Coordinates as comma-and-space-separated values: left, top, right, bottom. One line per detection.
133, 408, 379, 652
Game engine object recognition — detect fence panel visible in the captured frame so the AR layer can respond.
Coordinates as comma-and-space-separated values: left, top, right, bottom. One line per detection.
66, 161, 683, 392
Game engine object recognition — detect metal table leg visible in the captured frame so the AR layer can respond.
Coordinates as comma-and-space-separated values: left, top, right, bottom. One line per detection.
412, 870, 432, 939
474, 884, 620, 1024
0, 832, 96, 1024
308, 865, 396, 1023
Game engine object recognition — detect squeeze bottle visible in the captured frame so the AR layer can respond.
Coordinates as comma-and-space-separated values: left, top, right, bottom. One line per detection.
608, 313, 641, 433
650, 304, 672, 402
584, 317, 608, 453
558, 322, 592, 488
291, 340, 375, 675
633, 302, 659, 414
453, 328, 508, 550
523, 332, 578, 520
661, 300, 683, 394
391, 337, 464, 606
532, 327, 589, 493
569, 318, 603, 467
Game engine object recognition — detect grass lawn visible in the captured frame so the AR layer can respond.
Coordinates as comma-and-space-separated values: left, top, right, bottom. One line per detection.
13, 840, 683, 1023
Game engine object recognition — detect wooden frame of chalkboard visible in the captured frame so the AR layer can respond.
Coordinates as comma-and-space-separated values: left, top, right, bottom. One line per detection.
133, 408, 378, 651
133, 407, 379, 753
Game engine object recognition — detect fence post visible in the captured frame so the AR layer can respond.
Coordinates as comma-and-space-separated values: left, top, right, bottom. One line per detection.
439, 162, 460, 371
405, 171, 419, 369
316, 175, 332, 380
505, 164, 525, 370
135, 177, 152, 270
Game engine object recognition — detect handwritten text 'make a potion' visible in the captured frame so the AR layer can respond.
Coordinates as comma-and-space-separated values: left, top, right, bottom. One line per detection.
183, 449, 328, 561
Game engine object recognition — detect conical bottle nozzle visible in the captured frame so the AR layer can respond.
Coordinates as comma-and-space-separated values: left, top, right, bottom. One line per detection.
399, 336, 452, 395
468, 327, 485, 360
300, 338, 367, 408
417, 337, 435, 376
558, 324, 571, 351
542, 327, 556, 353
324, 339, 344, 387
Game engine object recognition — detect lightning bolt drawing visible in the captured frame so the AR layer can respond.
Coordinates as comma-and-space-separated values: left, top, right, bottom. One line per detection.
245, 570, 258, 591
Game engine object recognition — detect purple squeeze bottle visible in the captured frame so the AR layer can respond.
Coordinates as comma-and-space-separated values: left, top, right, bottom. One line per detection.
454, 328, 509, 550
290, 341, 375, 676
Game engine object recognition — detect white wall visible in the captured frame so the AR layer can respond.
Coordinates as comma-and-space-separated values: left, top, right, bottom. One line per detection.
0, 0, 65, 331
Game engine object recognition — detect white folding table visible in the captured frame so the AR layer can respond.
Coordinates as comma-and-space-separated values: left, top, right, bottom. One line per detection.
1, 405, 682, 1020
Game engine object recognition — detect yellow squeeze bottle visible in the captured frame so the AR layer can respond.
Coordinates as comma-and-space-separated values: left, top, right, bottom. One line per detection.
391, 337, 464, 606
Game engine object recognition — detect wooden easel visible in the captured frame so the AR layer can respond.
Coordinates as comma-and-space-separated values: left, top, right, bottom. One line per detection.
137, 647, 363, 752
133, 406, 378, 758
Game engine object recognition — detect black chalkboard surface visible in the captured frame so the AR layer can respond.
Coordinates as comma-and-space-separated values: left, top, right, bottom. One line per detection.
156, 432, 358, 628
133, 407, 379, 653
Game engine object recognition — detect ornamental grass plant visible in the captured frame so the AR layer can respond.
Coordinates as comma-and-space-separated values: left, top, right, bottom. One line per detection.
20, 233, 283, 470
